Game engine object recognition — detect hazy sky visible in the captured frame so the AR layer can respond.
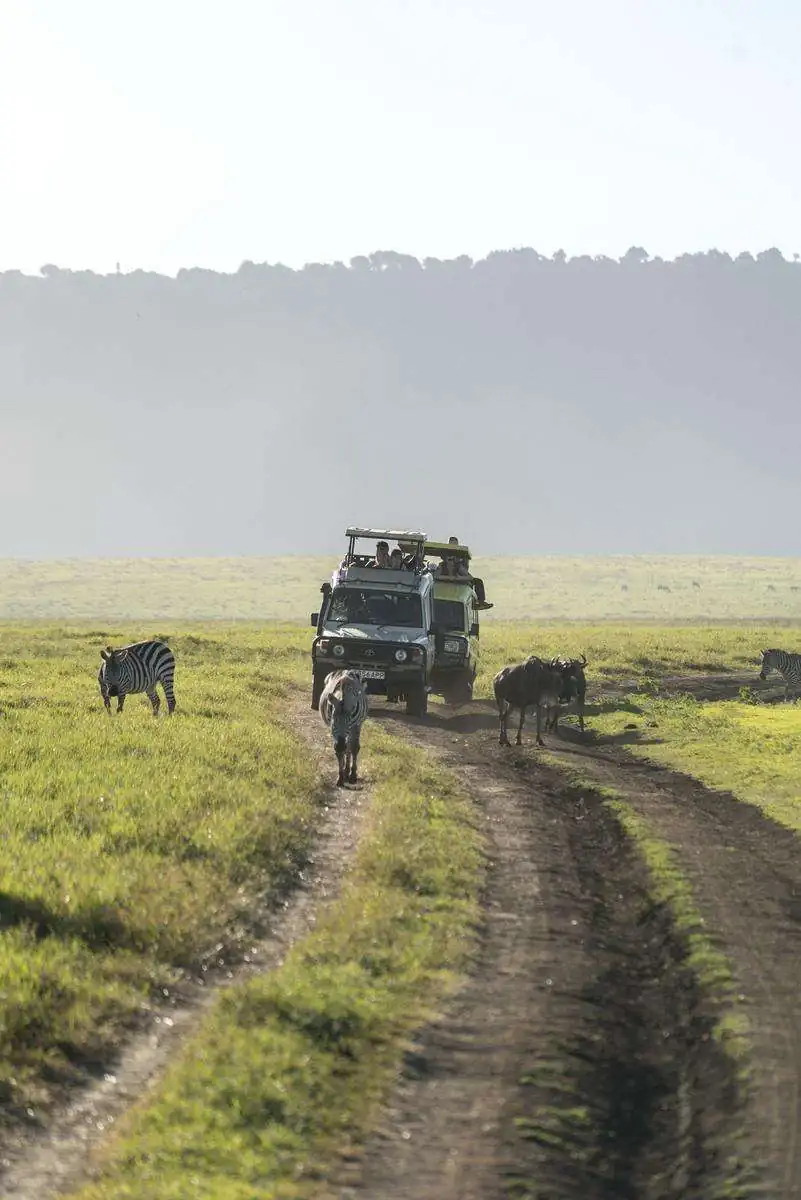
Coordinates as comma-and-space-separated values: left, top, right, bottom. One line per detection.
1, 0, 799, 275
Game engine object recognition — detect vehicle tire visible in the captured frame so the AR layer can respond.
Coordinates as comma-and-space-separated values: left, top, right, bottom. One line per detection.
311, 666, 328, 711
406, 684, 428, 717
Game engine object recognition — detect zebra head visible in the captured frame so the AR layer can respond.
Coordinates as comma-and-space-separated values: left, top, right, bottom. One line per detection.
759, 649, 779, 679
100, 646, 127, 694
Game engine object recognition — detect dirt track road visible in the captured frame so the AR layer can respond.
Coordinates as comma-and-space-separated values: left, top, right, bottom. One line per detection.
335, 678, 801, 1199
5, 675, 801, 1199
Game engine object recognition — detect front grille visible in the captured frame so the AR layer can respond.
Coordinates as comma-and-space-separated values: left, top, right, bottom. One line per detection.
341, 642, 404, 665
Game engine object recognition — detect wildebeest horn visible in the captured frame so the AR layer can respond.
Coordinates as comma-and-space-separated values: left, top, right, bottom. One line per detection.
580, 654, 587, 666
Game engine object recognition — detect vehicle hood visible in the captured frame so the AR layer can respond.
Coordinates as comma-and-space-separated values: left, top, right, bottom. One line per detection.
323, 623, 429, 644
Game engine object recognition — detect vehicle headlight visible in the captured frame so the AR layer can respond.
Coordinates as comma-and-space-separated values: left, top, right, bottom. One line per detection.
332, 643, 345, 658
394, 648, 408, 662
444, 639, 464, 654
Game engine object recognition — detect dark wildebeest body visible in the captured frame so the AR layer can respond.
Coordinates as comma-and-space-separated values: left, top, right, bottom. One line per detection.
546, 655, 588, 735
493, 656, 563, 747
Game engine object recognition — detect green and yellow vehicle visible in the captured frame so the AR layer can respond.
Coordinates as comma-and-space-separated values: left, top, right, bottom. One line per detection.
425, 539, 493, 705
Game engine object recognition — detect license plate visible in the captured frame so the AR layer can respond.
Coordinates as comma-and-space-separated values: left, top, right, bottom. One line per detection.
359, 669, 386, 680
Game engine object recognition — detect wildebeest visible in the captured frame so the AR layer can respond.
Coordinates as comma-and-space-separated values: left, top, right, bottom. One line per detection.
493, 656, 563, 747
318, 669, 368, 786
545, 654, 588, 735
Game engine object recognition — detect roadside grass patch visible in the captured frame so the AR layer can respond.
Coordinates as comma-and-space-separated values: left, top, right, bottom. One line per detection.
67, 729, 484, 1200
592, 695, 801, 836
475, 623, 801, 699
0, 625, 317, 1116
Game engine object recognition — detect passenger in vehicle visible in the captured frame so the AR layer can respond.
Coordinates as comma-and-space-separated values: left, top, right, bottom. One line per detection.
389, 548, 404, 569
369, 541, 390, 568
438, 555, 469, 578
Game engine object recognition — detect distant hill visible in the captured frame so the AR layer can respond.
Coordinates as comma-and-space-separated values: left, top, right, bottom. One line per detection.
2, 248, 799, 557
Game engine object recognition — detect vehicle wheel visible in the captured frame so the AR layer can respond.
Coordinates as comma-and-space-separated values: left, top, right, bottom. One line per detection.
406, 685, 428, 717
311, 667, 328, 711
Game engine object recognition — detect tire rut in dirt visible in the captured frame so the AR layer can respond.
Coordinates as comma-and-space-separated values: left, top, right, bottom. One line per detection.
514, 780, 748, 1200
356, 708, 749, 1200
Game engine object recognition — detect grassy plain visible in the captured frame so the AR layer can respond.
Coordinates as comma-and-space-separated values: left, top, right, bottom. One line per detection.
69, 732, 482, 1200
592, 697, 801, 838
472, 622, 801, 698
2, 554, 801, 621
0, 624, 315, 1113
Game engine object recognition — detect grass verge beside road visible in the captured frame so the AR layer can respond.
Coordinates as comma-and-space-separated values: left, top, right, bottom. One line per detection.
592, 695, 801, 837
68, 729, 484, 1200
0, 625, 314, 1117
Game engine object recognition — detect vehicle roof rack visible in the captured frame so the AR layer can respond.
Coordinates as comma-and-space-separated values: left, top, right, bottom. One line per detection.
424, 540, 471, 559
346, 527, 427, 542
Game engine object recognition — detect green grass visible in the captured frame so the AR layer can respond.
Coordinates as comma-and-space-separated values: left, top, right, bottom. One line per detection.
472, 622, 801, 698
2, 555, 801, 620
592, 695, 801, 836
67, 730, 483, 1200
0, 624, 315, 1113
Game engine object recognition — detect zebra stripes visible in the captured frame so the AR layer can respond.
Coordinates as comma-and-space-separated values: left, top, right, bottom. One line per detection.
98, 640, 177, 716
319, 669, 368, 786
759, 648, 801, 702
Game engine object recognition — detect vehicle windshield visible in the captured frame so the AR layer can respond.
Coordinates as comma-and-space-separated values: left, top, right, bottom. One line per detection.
327, 588, 423, 629
433, 599, 466, 632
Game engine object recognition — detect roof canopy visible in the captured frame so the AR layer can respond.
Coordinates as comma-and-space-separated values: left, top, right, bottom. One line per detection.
425, 540, 471, 559
346, 527, 427, 543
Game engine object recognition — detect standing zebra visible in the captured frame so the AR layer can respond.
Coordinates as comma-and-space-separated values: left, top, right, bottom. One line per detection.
758, 648, 801, 702
98, 640, 177, 716
318, 669, 368, 787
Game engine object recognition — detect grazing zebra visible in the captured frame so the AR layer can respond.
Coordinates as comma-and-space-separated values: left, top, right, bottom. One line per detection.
758, 649, 801, 702
319, 669, 368, 787
98, 640, 177, 716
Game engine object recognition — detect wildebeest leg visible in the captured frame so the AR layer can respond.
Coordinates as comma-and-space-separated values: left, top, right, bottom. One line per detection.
335, 735, 347, 787
116, 694, 126, 713
536, 703, 545, 747
577, 696, 585, 732
348, 732, 360, 783
498, 700, 511, 747
516, 705, 526, 745
147, 689, 160, 716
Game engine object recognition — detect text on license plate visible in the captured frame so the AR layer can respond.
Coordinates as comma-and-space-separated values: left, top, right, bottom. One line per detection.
359, 669, 386, 680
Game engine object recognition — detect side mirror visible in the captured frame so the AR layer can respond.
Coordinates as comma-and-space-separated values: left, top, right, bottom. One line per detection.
310, 612, 319, 626
470, 623, 479, 638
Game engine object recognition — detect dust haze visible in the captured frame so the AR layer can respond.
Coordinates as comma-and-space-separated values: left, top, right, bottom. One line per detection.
1, 248, 797, 558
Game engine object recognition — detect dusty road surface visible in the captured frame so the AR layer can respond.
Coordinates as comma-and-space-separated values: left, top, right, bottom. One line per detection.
329, 677, 801, 1200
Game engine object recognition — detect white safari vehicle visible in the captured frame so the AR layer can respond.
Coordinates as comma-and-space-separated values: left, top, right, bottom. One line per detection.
310, 528, 435, 716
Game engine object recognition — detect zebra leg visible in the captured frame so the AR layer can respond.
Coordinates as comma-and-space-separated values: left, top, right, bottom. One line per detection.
334, 736, 347, 787
116, 694, 126, 713
516, 704, 526, 745
163, 683, 176, 715
348, 732, 361, 783
100, 686, 112, 715
147, 689, 161, 716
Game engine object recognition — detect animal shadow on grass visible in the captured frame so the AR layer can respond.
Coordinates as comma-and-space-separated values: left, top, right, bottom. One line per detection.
0, 890, 128, 953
